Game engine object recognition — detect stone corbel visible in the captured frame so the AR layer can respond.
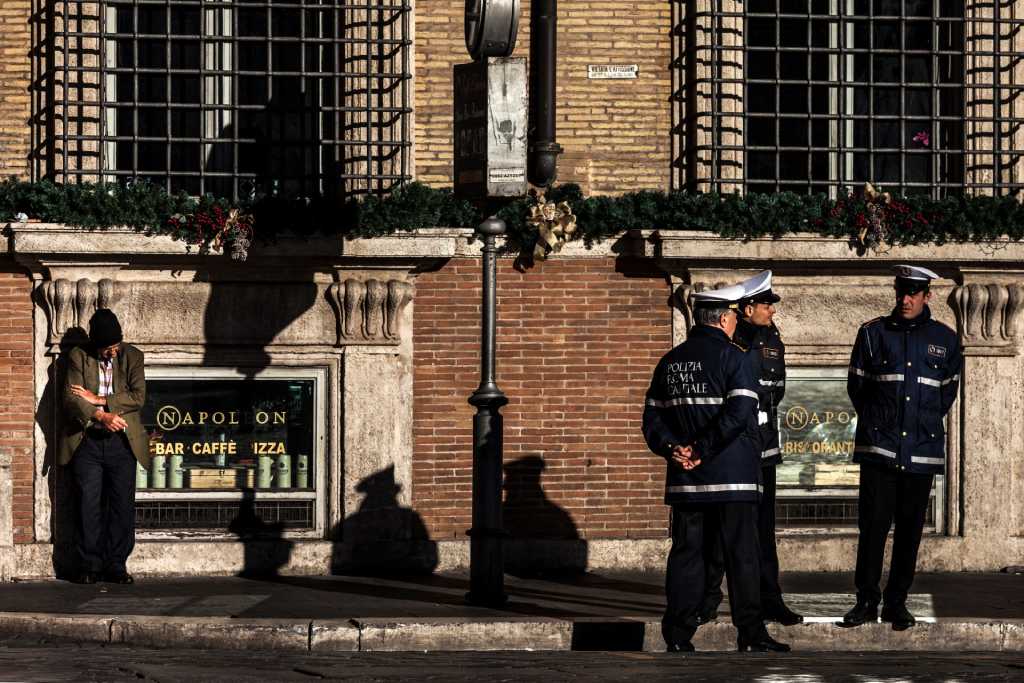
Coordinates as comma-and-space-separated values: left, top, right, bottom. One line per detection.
951, 283, 1024, 355
327, 278, 413, 345
38, 278, 122, 346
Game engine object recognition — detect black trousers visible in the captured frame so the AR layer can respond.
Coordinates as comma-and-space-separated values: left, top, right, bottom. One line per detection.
703, 466, 782, 610
72, 432, 137, 574
663, 502, 762, 645
854, 461, 934, 607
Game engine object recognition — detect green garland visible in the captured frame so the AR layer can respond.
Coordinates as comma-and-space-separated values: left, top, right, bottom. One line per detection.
3, 178, 1024, 256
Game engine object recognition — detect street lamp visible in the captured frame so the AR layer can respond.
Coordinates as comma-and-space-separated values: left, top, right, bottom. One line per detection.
466, 215, 509, 607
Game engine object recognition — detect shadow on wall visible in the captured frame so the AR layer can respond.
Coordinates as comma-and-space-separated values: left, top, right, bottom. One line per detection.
34, 323, 89, 580
503, 456, 587, 576
228, 487, 294, 578
198, 270, 320, 378
331, 465, 438, 575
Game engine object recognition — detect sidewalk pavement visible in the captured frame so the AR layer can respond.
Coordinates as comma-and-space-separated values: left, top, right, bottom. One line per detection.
0, 571, 1021, 653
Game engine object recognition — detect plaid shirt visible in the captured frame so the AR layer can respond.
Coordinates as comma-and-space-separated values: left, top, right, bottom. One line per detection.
98, 358, 114, 399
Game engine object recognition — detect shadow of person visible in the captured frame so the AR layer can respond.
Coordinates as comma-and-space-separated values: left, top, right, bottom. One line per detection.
502, 456, 587, 576
228, 487, 293, 578
34, 325, 89, 580
331, 466, 438, 575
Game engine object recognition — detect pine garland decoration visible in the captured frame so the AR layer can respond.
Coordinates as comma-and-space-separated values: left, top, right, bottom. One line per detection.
3, 177, 1024, 256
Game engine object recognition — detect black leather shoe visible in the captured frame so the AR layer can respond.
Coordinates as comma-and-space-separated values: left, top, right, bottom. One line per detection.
841, 600, 878, 627
737, 632, 791, 653
695, 604, 719, 625
102, 571, 134, 585
666, 641, 696, 653
881, 603, 916, 631
764, 601, 804, 626
71, 572, 98, 585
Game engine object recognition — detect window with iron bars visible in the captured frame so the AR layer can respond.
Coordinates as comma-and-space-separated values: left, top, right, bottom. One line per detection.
48, 0, 412, 200
672, 1, 1024, 198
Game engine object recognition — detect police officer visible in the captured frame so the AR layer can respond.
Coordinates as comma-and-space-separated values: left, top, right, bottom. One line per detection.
842, 265, 962, 631
643, 282, 790, 653
699, 271, 803, 627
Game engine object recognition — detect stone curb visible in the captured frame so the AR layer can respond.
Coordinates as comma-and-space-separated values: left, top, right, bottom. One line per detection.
1, 613, 1022, 652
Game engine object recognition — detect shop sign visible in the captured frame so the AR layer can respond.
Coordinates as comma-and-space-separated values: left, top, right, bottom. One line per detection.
777, 370, 859, 488
140, 379, 315, 490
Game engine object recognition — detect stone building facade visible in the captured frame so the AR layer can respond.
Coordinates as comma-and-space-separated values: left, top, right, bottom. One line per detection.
0, 3, 1023, 577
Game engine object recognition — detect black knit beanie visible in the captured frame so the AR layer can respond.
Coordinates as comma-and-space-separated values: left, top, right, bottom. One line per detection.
89, 309, 123, 349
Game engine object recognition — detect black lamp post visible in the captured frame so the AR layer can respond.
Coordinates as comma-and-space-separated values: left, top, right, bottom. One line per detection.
466, 215, 509, 606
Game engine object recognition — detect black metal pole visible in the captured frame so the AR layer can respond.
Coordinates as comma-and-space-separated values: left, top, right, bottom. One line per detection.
528, 0, 561, 188
466, 216, 508, 607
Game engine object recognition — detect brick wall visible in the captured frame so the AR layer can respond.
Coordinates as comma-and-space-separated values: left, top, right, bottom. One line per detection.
413, 257, 672, 541
414, 1, 673, 194
0, 265, 35, 543
0, 0, 31, 178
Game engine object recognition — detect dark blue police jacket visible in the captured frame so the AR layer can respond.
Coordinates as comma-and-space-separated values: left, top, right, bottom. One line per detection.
642, 325, 761, 505
732, 318, 786, 466
847, 306, 962, 475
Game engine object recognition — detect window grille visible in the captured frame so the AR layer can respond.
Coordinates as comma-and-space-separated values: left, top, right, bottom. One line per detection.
672, 1, 1024, 197
49, 0, 412, 200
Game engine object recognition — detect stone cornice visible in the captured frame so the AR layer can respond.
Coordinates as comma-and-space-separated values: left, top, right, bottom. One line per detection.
8, 223, 1024, 269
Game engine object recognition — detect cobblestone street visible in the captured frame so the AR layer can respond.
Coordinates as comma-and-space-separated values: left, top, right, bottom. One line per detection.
1, 638, 1022, 682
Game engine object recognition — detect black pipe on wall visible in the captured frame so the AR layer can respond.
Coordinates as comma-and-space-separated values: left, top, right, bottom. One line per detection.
528, 0, 562, 188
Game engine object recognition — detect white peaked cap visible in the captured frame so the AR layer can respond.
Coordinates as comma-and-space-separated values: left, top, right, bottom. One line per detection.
692, 282, 746, 309
893, 264, 940, 281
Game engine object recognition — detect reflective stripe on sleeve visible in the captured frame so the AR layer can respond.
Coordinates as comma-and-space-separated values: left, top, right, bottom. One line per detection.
666, 483, 763, 494
758, 379, 785, 387
646, 397, 724, 408
849, 366, 904, 383
941, 374, 960, 386
911, 455, 945, 466
727, 389, 759, 400
855, 445, 897, 459
918, 376, 942, 387
761, 447, 781, 459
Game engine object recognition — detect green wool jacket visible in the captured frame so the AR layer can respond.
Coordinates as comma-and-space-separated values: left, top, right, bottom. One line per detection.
61, 343, 149, 468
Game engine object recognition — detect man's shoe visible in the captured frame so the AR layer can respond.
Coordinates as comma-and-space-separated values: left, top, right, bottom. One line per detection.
764, 601, 804, 626
102, 571, 134, 585
737, 631, 791, 653
841, 600, 878, 627
71, 572, 98, 585
665, 641, 696, 653
880, 603, 916, 631
695, 604, 719, 625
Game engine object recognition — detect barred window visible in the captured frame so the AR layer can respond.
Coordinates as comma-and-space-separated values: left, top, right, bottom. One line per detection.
672, 1, 1024, 197
746, 0, 963, 197
50, 0, 412, 200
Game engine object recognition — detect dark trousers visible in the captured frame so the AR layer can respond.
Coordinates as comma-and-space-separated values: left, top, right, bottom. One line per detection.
72, 432, 137, 574
854, 461, 934, 607
663, 502, 762, 645
703, 466, 782, 610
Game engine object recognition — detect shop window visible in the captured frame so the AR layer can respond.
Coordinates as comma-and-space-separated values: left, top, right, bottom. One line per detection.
777, 367, 944, 532
136, 367, 327, 535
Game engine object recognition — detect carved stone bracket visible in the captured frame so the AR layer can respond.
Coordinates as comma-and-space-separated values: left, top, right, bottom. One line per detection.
951, 283, 1024, 353
39, 278, 122, 346
327, 278, 413, 345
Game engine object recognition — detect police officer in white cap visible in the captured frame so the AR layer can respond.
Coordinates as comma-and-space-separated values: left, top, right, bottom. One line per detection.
842, 265, 962, 631
699, 271, 802, 627
643, 282, 790, 653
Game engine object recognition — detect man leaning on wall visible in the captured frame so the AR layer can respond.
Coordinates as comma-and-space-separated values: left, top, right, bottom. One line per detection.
841, 265, 962, 631
61, 309, 148, 585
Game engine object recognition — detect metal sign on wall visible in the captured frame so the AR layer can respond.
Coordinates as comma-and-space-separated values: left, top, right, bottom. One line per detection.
453, 56, 528, 199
